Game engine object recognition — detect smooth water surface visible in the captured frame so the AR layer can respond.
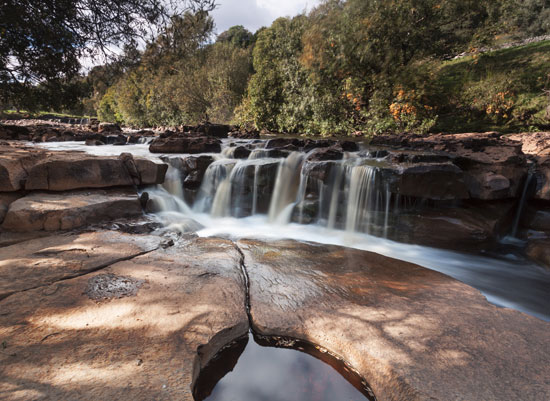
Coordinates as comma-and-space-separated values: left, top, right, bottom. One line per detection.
195, 334, 373, 401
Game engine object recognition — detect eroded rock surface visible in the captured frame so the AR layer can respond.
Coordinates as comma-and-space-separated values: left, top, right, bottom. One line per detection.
0, 231, 161, 300
238, 239, 550, 401
0, 237, 248, 401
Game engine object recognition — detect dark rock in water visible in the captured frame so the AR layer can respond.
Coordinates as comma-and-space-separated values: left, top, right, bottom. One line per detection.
85, 273, 145, 301
291, 200, 319, 224
524, 208, 550, 232
534, 156, 550, 200
265, 138, 305, 149
195, 123, 231, 138
302, 139, 333, 152
233, 146, 251, 159
229, 131, 260, 139
382, 162, 470, 200
98, 122, 121, 134
150, 137, 221, 154
526, 239, 550, 269
339, 140, 359, 152
85, 138, 105, 146
306, 146, 344, 161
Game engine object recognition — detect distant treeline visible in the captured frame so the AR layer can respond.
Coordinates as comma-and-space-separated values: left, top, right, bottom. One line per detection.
8, 0, 550, 135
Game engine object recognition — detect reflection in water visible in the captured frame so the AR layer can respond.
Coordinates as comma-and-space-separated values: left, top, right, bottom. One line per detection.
195, 334, 374, 401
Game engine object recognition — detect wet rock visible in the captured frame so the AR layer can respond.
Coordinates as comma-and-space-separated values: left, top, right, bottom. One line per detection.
389, 201, 516, 251
85, 138, 105, 146
0, 231, 161, 300
149, 137, 222, 154
305, 146, 344, 161
534, 156, 550, 200
0, 237, 248, 400
524, 208, 550, 232
0, 124, 31, 140
265, 138, 305, 149
2, 189, 143, 232
98, 122, 121, 134
229, 130, 260, 139
382, 162, 470, 200
195, 123, 231, 138
239, 239, 550, 401
526, 239, 550, 269
233, 146, 252, 159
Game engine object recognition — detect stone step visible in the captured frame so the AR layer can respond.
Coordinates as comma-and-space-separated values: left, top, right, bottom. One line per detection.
2, 189, 143, 232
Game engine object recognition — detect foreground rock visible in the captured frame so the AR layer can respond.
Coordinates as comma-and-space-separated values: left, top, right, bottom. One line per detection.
239, 239, 550, 401
2, 189, 143, 232
0, 231, 162, 300
0, 144, 167, 192
0, 237, 248, 400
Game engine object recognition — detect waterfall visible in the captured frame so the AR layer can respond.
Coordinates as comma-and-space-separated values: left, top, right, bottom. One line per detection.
162, 166, 184, 201
194, 160, 236, 213
511, 173, 534, 238
268, 152, 305, 223
345, 165, 379, 233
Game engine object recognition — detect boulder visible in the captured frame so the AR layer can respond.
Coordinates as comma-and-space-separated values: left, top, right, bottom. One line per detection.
0, 124, 30, 140
98, 122, 121, 133
0, 193, 22, 224
229, 130, 260, 139
305, 146, 344, 161
534, 156, 550, 200
195, 123, 231, 138
0, 155, 28, 191
508, 132, 550, 156
0, 237, 247, 400
526, 239, 550, 269
239, 239, 550, 401
149, 137, 221, 154
524, 208, 550, 232
24, 155, 167, 191
2, 189, 143, 232
382, 162, 470, 200
265, 138, 305, 149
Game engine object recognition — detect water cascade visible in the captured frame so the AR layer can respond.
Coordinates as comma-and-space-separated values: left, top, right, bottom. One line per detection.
268, 152, 306, 224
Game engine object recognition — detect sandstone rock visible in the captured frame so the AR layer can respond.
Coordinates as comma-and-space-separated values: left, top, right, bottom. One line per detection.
0, 153, 28, 191
149, 137, 221, 154
525, 208, 550, 232
0, 193, 23, 224
24, 156, 167, 191
0, 237, 247, 400
0, 231, 161, 300
2, 189, 143, 232
239, 239, 550, 401
508, 132, 550, 156
526, 239, 550, 269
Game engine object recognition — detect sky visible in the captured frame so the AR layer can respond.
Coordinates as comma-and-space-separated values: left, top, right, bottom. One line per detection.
211, 0, 322, 34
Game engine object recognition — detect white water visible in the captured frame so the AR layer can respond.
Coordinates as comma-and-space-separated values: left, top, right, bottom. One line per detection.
36, 140, 550, 321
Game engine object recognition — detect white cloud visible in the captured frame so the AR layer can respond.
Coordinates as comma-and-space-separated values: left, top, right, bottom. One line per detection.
211, 0, 322, 34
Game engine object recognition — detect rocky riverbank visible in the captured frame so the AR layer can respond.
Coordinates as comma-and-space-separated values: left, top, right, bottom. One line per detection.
0, 121, 549, 400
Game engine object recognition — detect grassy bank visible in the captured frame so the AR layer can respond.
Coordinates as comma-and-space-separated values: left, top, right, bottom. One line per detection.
432, 40, 550, 133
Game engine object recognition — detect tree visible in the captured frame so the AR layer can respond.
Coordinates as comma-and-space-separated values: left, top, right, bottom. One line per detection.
0, 0, 215, 109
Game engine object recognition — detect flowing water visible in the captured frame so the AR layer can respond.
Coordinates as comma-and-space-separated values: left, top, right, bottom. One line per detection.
36, 140, 550, 322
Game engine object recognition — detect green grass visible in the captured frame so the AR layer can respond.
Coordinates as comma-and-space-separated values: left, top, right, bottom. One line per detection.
431, 40, 550, 133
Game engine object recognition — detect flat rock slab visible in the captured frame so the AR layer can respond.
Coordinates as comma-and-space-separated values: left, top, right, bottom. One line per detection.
0, 237, 248, 400
0, 231, 162, 300
2, 189, 143, 232
0, 143, 167, 192
238, 239, 550, 401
